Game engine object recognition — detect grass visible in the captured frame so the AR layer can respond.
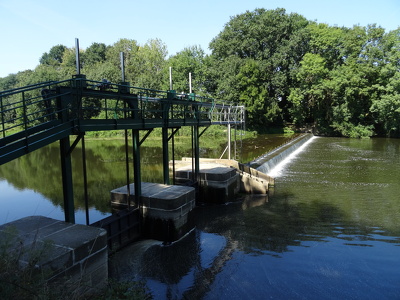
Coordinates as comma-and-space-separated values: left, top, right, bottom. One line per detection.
0, 225, 151, 300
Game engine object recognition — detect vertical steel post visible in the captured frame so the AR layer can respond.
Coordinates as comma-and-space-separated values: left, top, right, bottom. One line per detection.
22, 92, 27, 132
132, 129, 141, 204
120, 52, 125, 82
233, 107, 237, 161
194, 125, 200, 183
75, 38, 80, 75
124, 100, 131, 207
172, 128, 176, 185
189, 72, 192, 94
60, 136, 75, 223
57, 87, 75, 223
125, 128, 131, 207
82, 135, 89, 225
191, 126, 195, 182
169, 67, 173, 90
227, 123, 231, 160
162, 127, 169, 185
0, 96, 5, 138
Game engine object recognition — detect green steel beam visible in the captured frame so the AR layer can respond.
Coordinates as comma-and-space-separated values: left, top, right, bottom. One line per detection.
194, 125, 200, 183
0, 122, 73, 165
139, 129, 154, 146
162, 126, 169, 185
60, 136, 75, 223
0, 75, 246, 219
132, 129, 141, 205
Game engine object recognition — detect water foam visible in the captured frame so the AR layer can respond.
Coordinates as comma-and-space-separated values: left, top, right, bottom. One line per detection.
267, 136, 316, 177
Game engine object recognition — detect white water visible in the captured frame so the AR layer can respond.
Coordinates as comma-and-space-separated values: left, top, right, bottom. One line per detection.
267, 136, 317, 177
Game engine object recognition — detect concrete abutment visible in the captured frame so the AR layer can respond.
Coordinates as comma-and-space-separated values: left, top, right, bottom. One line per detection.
0, 216, 108, 297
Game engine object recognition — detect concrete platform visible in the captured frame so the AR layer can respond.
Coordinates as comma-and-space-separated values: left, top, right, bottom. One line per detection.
111, 182, 196, 242
0, 216, 108, 297
174, 162, 240, 203
173, 158, 272, 197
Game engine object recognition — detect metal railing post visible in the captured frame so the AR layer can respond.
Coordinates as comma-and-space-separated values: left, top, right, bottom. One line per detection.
0, 96, 4, 138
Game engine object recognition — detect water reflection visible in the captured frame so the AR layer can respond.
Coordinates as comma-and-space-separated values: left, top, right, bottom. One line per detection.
0, 134, 293, 225
3, 135, 399, 297
111, 137, 400, 299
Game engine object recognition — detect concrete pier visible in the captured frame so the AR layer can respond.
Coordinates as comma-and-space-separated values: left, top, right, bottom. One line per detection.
0, 216, 108, 297
174, 162, 240, 203
173, 158, 272, 203
111, 182, 196, 241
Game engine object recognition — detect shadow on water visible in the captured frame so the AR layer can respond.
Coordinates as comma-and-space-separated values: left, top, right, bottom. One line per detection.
0, 133, 295, 224
110, 190, 395, 298
2, 134, 400, 298
110, 137, 400, 299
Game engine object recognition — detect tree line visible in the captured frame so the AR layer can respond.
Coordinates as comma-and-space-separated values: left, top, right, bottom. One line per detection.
1, 8, 399, 137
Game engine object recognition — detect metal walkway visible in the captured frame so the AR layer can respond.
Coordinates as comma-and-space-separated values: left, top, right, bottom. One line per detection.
0, 75, 244, 165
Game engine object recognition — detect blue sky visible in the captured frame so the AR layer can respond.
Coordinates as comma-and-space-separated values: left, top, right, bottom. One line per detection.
0, 0, 399, 78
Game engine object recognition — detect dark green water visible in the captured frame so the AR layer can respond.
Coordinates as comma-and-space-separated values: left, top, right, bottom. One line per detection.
0, 133, 291, 224
1, 135, 399, 299
111, 137, 400, 299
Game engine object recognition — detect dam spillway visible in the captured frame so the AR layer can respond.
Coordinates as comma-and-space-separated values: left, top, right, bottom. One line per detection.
249, 133, 315, 176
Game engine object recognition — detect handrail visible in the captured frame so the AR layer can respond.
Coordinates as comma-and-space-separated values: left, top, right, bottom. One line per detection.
0, 75, 245, 165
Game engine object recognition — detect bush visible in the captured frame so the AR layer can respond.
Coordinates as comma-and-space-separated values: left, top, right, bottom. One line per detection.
0, 226, 54, 299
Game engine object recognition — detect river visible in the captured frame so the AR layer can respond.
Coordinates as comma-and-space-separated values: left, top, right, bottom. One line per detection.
0, 133, 291, 225
111, 136, 400, 299
1, 135, 399, 299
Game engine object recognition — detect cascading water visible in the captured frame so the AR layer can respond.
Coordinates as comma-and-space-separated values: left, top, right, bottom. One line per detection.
267, 135, 316, 177
250, 133, 315, 177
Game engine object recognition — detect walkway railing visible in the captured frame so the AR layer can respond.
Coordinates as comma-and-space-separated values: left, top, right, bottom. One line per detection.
0, 75, 245, 165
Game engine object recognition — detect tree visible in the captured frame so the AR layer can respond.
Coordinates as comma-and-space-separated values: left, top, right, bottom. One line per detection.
237, 59, 280, 126
39, 45, 67, 66
370, 28, 400, 136
209, 8, 310, 128
105, 38, 140, 83
288, 24, 389, 137
84, 42, 108, 66
130, 39, 168, 90
288, 53, 329, 126
0, 73, 18, 90
167, 45, 207, 94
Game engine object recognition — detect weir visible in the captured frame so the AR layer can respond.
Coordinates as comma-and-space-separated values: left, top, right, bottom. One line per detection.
0, 39, 317, 296
0, 42, 245, 295
249, 133, 314, 175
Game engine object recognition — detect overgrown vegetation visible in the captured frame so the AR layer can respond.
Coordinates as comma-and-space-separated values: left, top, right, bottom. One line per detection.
1, 8, 399, 138
0, 226, 54, 299
0, 225, 151, 299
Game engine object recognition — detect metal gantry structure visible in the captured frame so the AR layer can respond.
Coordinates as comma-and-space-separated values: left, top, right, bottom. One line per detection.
0, 74, 245, 224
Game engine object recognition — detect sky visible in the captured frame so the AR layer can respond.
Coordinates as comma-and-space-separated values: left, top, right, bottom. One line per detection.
0, 0, 399, 78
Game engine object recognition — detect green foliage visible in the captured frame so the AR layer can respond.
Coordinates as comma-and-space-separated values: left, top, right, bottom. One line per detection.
133, 39, 168, 90
1, 9, 399, 138
84, 42, 108, 66
209, 8, 310, 127
0, 226, 55, 299
370, 73, 400, 137
40, 44, 67, 66
237, 59, 281, 126
166, 45, 207, 95
0, 225, 151, 299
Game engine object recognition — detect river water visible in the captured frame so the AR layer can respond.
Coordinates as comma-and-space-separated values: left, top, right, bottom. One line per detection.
111, 136, 400, 299
0, 133, 291, 225
1, 135, 399, 299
